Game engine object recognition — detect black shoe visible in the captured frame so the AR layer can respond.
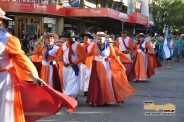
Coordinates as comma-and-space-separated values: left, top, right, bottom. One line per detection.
83, 91, 88, 96
121, 101, 124, 104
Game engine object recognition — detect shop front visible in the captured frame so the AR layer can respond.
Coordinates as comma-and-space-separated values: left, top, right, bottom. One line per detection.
0, 1, 65, 39
0, 1, 149, 38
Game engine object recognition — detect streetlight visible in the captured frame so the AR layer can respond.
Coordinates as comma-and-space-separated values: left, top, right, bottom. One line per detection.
149, 20, 154, 35
119, 13, 128, 31
149, 21, 154, 26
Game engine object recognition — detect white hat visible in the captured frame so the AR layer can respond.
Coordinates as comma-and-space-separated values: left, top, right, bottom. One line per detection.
107, 38, 115, 43
138, 33, 145, 37
96, 32, 106, 37
42, 33, 59, 42
0, 8, 12, 20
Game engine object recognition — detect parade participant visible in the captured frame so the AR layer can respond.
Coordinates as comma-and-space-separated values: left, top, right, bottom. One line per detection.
173, 34, 182, 62
150, 37, 157, 54
132, 33, 161, 81
157, 36, 164, 62
79, 32, 94, 96
0, 8, 77, 122
27, 33, 62, 92
61, 30, 86, 99
165, 36, 174, 68
116, 30, 133, 60
86, 32, 135, 106
57, 32, 69, 91
108, 38, 134, 81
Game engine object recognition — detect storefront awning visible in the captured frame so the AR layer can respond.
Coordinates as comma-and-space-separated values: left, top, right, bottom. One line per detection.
66, 8, 121, 20
126, 12, 148, 26
0, 1, 66, 16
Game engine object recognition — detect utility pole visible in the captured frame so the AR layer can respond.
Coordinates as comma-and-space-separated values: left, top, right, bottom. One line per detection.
79, 0, 85, 35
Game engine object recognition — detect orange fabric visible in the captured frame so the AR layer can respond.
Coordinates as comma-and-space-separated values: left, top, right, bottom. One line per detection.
114, 47, 132, 63
58, 61, 64, 91
33, 45, 45, 55
32, 54, 40, 62
87, 43, 134, 105
133, 41, 160, 80
111, 68, 134, 101
85, 56, 93, 68
35, 45, 62, 90
87, 43, 125, 70
109, 44, 126, 71
14, 85, 25, 122
40, 66, 50, 84
86, 43, 100, 68
96, 61, 117, 103
147, 54, 162, 77
33, 44, 62, 61
73, 44, 86, 65
145, 42, 158, 77
40, 64, 63, 91
5, 36, 38, 81
83, 42, 94, 68
31, 45, 43, 62
57, 44, 64, 91
109, 45, 135, 100
134, 53, 147, 79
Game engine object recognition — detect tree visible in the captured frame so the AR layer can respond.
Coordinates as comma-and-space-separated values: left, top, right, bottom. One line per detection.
150, 0, 184, 34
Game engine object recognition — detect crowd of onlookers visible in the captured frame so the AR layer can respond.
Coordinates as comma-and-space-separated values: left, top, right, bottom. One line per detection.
143, 33, 184, 62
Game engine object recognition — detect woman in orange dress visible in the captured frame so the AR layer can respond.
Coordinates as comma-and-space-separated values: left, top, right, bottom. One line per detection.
0, 8, 77, 122
27, 33, 62, 92
86, 32, 135, 106
132, 33, 161, 81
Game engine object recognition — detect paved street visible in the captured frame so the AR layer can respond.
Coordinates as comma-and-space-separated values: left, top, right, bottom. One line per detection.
37, 59, 184, 122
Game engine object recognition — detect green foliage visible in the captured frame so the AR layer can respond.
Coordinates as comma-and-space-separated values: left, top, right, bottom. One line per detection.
150, 0, 184, 34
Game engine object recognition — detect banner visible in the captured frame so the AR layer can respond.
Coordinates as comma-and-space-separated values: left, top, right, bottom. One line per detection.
0, 1, 66, 16
66, 8, 121, 20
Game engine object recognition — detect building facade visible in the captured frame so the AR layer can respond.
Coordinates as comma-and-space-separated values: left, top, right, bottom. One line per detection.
0, 0, 149, 39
